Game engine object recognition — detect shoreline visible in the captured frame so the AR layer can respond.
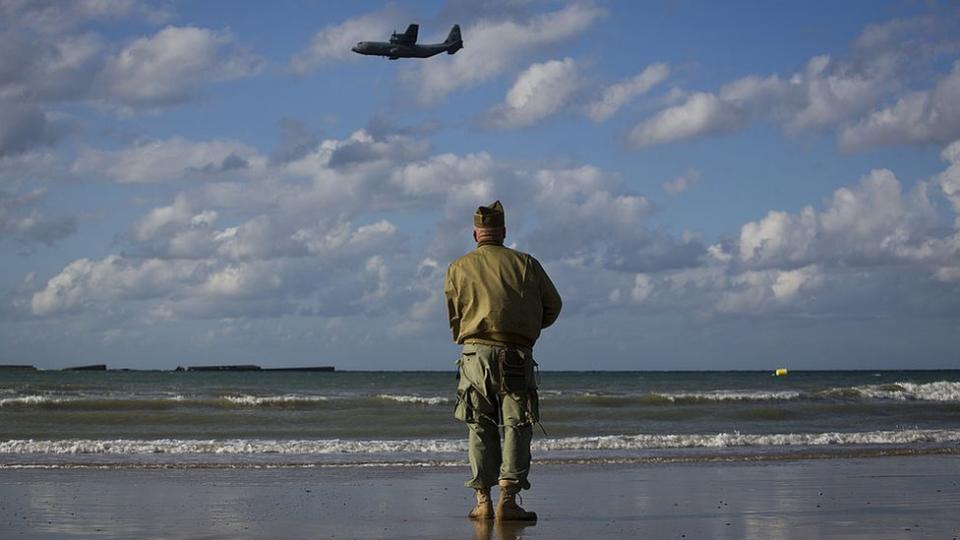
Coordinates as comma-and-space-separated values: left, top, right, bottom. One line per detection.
3, 444, 960, 470
2, 454, 958, 539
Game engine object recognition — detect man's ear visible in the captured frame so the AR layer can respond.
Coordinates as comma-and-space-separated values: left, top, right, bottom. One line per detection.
472, 228, 478, 243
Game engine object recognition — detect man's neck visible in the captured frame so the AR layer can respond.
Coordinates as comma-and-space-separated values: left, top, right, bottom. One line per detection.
476, 240, 503, 247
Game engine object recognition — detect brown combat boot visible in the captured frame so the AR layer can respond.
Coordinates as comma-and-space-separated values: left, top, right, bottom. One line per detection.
468, 487, 494, 520
496, 480, 537, 521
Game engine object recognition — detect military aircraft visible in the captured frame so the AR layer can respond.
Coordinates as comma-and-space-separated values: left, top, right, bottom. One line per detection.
352, 24, 463, 60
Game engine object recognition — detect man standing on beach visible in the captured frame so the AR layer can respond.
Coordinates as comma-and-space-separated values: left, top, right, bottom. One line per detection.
445, 201, 562, 521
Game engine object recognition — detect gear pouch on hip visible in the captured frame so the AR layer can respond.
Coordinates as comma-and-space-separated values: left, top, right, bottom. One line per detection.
500, 349, 527, 394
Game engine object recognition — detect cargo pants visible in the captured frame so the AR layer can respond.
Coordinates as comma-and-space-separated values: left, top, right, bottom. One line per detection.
454, 342, 539, 490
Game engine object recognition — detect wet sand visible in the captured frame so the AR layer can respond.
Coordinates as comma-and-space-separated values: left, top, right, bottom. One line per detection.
1, 456, 958, 539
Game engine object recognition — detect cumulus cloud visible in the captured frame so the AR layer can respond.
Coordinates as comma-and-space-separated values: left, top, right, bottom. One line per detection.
631, 273, 653, 303
655, 154, 960, 318
1, 22, 260, 110
290, 5, 405, 73
403, 3, 605, 104
27, 125, 681, 323
28, 218, 403, 318
21, 124, 960, 330
939, 140, 960, 221
0, 18, 264, 195
390, 151, 496, 201
715, 265, 824, 314
73, 136, 264, 183
737, 169, 940, 268
485, 58, 579, 129
839, 61, 960, 150
30, 255, 203, 316
0, 19, 262, 169
853, 17, 932, 51
0, 103, 73, 157
586, 62, 669, 122
0, 0, 170, 32
0, 188, 77, 246
327, 132, 431, 168
605, 147, 960, 319
200, 264, 282, 298
295, 220, 398, 258
629, 92, 743, 147
94, 26, 263, 108
627, 17, 948, 148
111, 134, 411, 263
134, 194, 216, 242
0, 30, 103, 102
0, 151, 62, 194
522, 165, 706, 273
662, 168, 700, 196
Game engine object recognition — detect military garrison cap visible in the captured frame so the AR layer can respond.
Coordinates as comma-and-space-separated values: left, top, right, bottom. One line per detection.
474, 200, 505, 228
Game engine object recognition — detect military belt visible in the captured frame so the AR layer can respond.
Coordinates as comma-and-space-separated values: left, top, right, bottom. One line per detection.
462, 336, 533, 350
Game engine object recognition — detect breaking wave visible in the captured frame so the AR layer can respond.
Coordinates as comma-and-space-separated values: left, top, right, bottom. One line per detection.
3, 429, 958, 455
559, 381, 960, 404
0, 395, 193, 409
540, 429, 960, 450
376, 394, 452, 405
0, 395, 71, 407
220, 395, 330, 407
641, 390, 802, 404
0, 393, 334, 409
815, 381, 960, 402
2, 381, 956, 410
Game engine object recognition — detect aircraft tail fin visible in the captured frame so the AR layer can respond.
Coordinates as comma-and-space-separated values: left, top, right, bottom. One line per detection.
404, 24, 419, 43
390, 23, 419, 45
445, 24, 463, 54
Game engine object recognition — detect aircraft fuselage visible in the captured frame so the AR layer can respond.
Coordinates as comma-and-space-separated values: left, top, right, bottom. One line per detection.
352, 41, 453, 59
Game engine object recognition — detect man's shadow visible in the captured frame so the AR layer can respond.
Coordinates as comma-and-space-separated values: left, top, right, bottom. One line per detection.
471, 519, 537, 540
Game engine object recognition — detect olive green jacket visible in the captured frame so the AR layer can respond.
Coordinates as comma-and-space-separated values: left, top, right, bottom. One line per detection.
444, 242, 562, 348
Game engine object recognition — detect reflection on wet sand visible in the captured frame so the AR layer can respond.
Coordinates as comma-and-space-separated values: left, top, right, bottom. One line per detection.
471, 518, 536, 540
2, 458, 958, 539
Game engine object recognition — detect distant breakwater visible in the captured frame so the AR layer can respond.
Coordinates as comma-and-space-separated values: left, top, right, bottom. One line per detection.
0, 364, 334, 373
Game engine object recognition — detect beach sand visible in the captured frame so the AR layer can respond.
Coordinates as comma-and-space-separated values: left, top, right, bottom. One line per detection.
1, 456, 958, 539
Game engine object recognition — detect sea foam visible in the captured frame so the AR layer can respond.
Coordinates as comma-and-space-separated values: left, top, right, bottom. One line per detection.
655, 390, 802, 403
0, 395, 71, 407
837, 381, 960, 402
376, 394, 452, 405
3, 429, 958, 455
221, 395, 330, 406
564, 380, 960, 404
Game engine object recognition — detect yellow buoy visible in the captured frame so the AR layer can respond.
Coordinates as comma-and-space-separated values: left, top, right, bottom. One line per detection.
774, 368, 788, 377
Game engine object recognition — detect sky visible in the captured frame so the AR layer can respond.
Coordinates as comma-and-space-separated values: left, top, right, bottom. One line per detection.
1, 0, 959, 371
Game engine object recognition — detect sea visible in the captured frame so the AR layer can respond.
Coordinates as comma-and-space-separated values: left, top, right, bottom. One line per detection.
1, 370, 958, 469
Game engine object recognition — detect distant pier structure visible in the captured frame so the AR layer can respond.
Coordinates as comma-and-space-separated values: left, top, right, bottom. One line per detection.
0, 363, 334, 372
63, 364, 107, 371
262, 366, 335, 372
175, 365, 335, 372
180, 364, 261, 372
